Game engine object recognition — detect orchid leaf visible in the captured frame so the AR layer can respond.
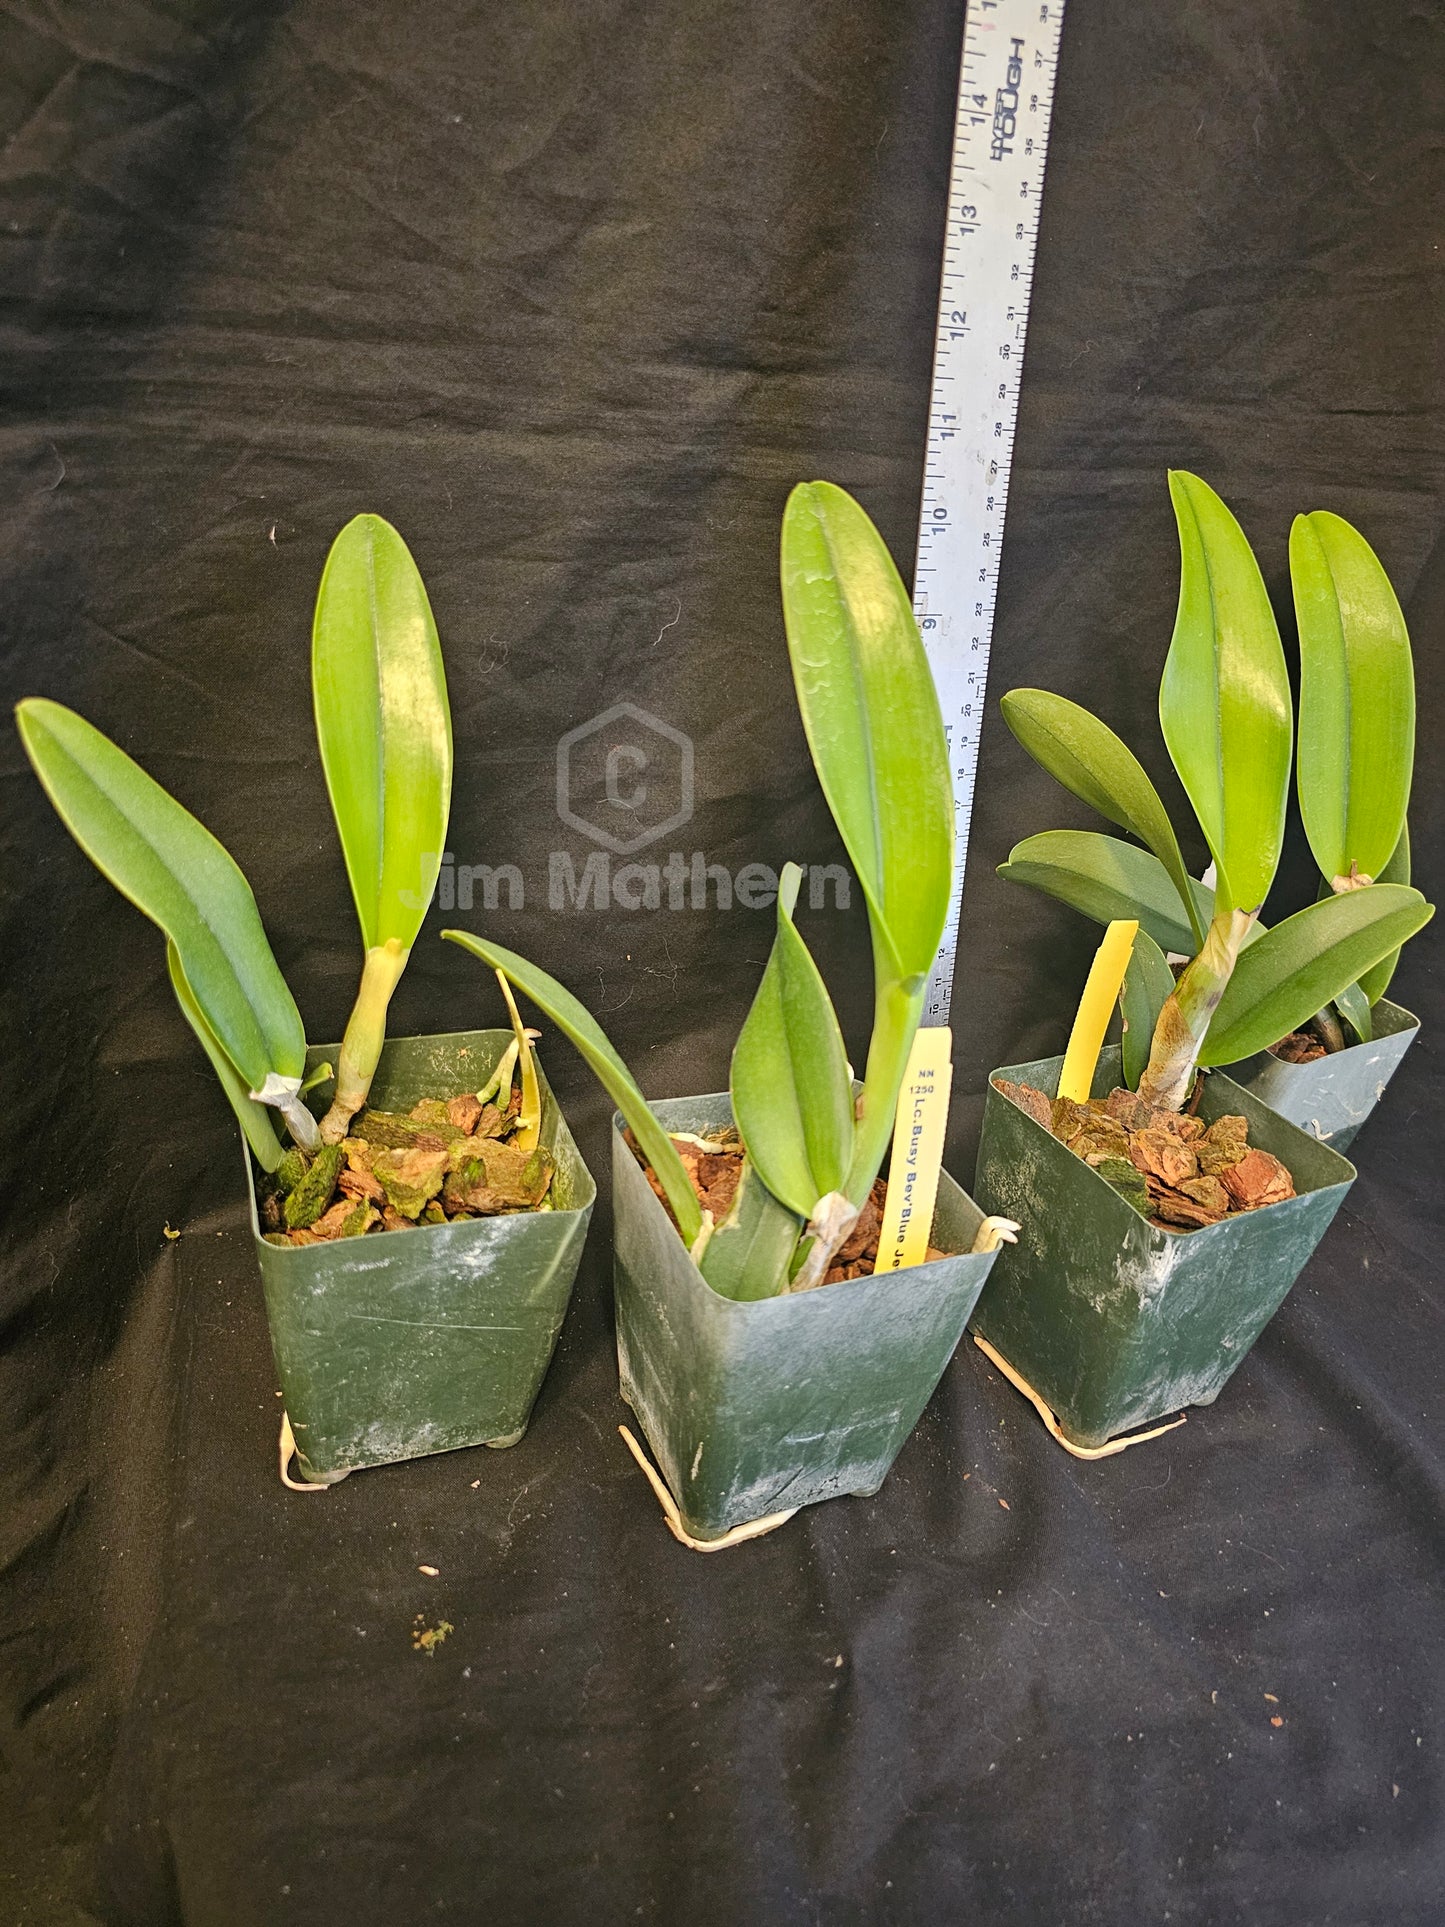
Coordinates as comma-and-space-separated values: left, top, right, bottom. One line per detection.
1359, 824, 1412, 1005
998, 830, 1214, 959
1000, 690, 1205, 948
442, 930, 701, 1245
694, 1157, 805, 1303
16, 698, 305, 1092
780, 481, 953, 984
1120, 927, 1175, 1091
494, 970, 542, 1153
313, 515, 453, 1140
1159, 472, 1292, 915
730, 863, 853, 1217
166, 941, 285, 1172
780, 482, 954, 1208
1200, 885, 1433, 1066
476, 1041, 520, 1109
1332, 977, 1372, 1047
1292, 511, 1414, 889
313, 514, 453, 953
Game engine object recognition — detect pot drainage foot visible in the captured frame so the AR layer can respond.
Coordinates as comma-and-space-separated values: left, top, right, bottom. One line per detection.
484, 1427, 527, 1450
617, 1425, 798, 1552
971, 1335, 1186, 1460
278, 1411, 349, 1491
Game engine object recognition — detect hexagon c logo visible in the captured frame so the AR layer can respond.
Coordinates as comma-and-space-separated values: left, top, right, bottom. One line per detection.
555, 702, 694, 856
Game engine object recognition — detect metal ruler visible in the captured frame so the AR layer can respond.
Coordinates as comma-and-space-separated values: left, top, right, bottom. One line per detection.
914, 0, 1067, 1022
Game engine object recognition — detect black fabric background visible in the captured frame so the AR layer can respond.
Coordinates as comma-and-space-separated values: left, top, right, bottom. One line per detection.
1, 2, 1442, 1921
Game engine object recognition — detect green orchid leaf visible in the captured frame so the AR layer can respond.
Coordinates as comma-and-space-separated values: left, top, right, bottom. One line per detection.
1360, 823, 1412, 1005
729, 863, 854, 1218
998, 830, 1214, 959
1120, 927, 1176, 1091
1332, 977, 1372, 1047
697, 1157, 804, 1302
1292, 511, 1414, 889
314, 514, 453, 953
442, 930, 701, 1244
1159, 472, 1292, 916
780, 481, 953, 983
1000, 690, 1205, 948
780, 482, 953, 1210
299, 1060, 334, 1097
166, 942, 285, 1171
17, 698, 305, 1091
1200, 885, 1433, 1066
494, 970, 543, 1152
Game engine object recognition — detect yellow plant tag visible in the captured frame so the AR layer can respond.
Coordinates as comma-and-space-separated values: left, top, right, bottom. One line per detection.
876, 1027, 954, 1272
1057, 918, 1139, 1102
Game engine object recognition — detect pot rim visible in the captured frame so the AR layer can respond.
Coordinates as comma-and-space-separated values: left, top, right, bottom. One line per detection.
1244, 995, 1420, 1073
248, 1027, 597, 1254
984, 1052, 1356, 1240
612, 1094, 989, 1314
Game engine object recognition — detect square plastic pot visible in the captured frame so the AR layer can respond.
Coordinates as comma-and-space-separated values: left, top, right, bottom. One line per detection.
249, 1029, 595, 1483
970, 1047, 1355, 1451
1227, 999, 1419, 1151
612, 1091, 1003, 1542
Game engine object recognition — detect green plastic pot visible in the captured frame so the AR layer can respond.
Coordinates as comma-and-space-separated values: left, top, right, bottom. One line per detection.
1227, 999, 1419, 1152
612, 1091, 1003, 1542
249, 1029, 595, 1483
970, 1047, 1355, 1451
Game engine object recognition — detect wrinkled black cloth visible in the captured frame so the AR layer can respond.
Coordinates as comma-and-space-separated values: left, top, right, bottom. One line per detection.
1, 2, 1441, 1921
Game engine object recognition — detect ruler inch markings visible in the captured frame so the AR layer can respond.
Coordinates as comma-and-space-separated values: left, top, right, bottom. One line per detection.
914, 0, 1065, 1025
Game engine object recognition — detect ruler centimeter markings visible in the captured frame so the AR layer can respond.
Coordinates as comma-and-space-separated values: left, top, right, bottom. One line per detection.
914, 0, 1066, 1023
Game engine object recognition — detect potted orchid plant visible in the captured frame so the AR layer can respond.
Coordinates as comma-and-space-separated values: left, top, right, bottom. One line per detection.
446, 483, 1009, 1543
996, 502, 1423, 1151
17, 516, 594, 1486
971, 473, 1432, 1451
1226, 509, 1420, 1144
